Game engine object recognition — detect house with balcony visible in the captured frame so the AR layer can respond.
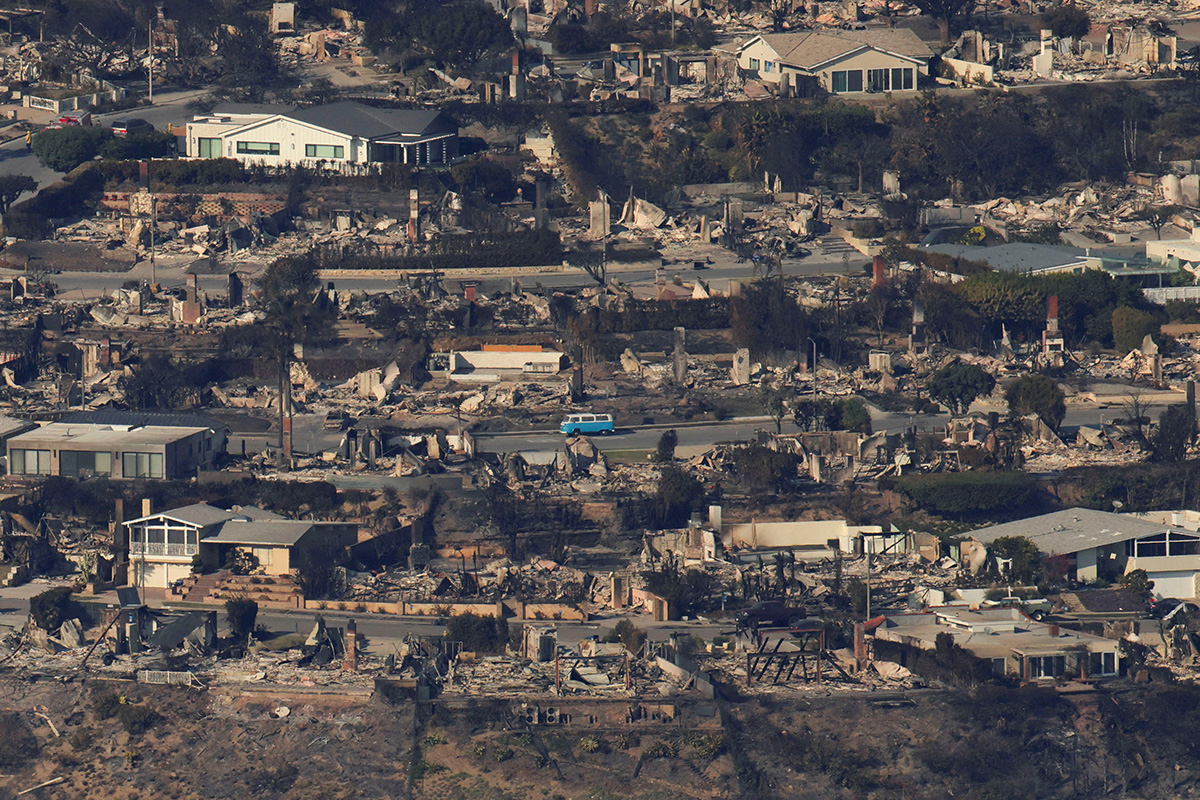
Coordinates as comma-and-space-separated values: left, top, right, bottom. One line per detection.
959, 507, 1200, 599
872, 607, 1122, 681
124, 502, 357, 589
186, 100, 460, 170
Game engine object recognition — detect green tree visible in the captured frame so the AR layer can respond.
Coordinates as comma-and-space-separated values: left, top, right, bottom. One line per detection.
1111, 305, 1159, 353
1141, 204, 1181, 240
731, 444, 801, 493
1042, 5, 1090, 38
990, 536, 1042, 583
908, 0, 975, 42
224, 597, 258, 643
0, 175, 37, 214
1005, 374, 1066, 430
451, 157, 517, 204
32, 127, 111, 172
655, 429, 678, 463
958, 271, 1045, 340
215, 10, 279, 84
836, 397, 873, 434
99, 130, 177, 161
118, 354, 188, 410
655, 465, 705, 528
928, 361, 997, 416
446, 612, 509, 653
759, 384, 789, 435
1153, 405, 1195, 463
603, 618, 647, 654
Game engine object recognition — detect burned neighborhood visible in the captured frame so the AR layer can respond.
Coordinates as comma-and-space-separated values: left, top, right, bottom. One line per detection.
6, 0, 1200, 798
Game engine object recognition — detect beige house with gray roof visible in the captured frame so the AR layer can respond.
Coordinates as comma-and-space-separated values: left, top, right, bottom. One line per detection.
736, 29, 932, 95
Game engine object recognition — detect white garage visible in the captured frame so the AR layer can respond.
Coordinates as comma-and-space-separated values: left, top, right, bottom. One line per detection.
1146, 570, 1198, 600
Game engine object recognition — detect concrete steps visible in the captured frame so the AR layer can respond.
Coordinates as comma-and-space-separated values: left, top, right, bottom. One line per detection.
180, 570, 229, 603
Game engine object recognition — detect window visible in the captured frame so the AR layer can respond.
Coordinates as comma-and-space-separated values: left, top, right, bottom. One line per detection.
305, 144, 345, 159
763, 60, 774, 73
1089, 651, 1117, 676
867, 68, 889, 92
1028, 655, 1066, 679
10, 449, 50, 476
60, 450, 111, 477
236, 141, 280, 156
990, 658, 1006, 677
1130, 531, 1199, 558
748, 58, 760, 71
831, 70, 863, 93
1170, 531, 1200, 556
197, 137, 221, 158
122, 452, 164, 479
890, 67, 914, 90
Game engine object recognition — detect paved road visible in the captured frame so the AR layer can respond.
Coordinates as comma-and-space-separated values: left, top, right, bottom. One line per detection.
475, 417, 800, 454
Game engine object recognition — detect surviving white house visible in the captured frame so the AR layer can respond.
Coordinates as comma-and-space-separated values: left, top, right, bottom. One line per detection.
736, 29, 932, 95
186, 100, 460, 170
960, 507, 1200, 599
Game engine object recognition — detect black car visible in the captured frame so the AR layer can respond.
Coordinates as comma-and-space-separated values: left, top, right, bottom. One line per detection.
735, 601, 810, 629
111, 118, 151, 137
1149, 598, 1200, 619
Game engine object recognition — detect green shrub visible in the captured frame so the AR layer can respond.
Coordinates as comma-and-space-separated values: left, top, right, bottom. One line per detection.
886, 471, 1034, 516
494, 746, 514, 762
643, 739, 678, 759
446, 612, 509, 654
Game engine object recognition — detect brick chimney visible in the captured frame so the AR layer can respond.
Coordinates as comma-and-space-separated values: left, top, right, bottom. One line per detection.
343, 619, 358, 672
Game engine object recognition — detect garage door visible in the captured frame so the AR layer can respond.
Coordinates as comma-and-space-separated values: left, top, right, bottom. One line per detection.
1148, 570, 1197, 600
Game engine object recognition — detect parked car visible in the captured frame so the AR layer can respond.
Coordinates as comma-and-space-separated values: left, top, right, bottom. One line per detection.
111, 118, 150, 137
983, 595, 1053, 621
55, 110, 92, 127
735, 601, 811, 629
1149, 597, 1200, 620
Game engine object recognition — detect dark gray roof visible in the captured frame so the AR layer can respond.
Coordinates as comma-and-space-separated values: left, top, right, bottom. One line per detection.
213, 102, 299, 116
59, 410, 229, 432
922, 243, 1088, 273
205, 519, 316, 547
963, 508, 1182, 554
285, 101, 457, 140
128, 503, 283, 528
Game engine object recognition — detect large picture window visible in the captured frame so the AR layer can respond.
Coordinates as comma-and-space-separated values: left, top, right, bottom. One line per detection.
831, 70, 863, 93
236, 141, 280, 155
198, 137, 221, 158
10, 449, 50, 476
61, 450, 112, 477
122, 452, 165, 479
305, 144, 345, 159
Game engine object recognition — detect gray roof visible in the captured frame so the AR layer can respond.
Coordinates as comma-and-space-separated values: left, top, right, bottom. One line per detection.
60, 410, 228, 432
0, 414, 34, 438
213, 102, 298, 116
129, 503, 283, 529
923, 243, 1088, 273
963, 508, 1183, 554
205, 519, 316, 547
285, 101, 456, 140
750, 28, 932, 68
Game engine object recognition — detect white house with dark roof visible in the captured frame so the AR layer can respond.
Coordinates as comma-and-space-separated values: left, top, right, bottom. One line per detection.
961, 507, 1200, 599
736, 29, 932, 94
125, 502, 357, 588
186, 100, 460, 169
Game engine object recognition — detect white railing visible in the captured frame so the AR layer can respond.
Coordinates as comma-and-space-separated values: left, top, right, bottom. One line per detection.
130, 542, 197, 557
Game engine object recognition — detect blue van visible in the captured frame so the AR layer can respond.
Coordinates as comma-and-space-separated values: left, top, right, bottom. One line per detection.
560, 413, 615, 435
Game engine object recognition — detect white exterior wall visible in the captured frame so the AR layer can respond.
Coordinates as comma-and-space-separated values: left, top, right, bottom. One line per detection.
187, 119, 256, 158
815, 50, 926, 93
221, 118, 359, 168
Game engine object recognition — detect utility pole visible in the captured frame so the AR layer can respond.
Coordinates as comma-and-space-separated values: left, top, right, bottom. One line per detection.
865, 548, 871, 621
148, 16, 154, 103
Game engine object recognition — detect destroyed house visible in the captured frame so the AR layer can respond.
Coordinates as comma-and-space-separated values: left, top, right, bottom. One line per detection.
125, 502, 358, 588
961, 508, 1200, 599
186, 100, 459, 169
5, 421, 221, 480
873, 607, 1121, 680
427, 349, 567, 381
736, 29, 932, 95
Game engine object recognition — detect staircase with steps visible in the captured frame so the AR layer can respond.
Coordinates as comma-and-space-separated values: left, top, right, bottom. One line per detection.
179, 570, 229, 603
815, 235, 860, 256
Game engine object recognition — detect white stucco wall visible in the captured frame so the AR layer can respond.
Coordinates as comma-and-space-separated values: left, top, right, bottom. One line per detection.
815, 50, 926, 93
737, 39, 785, 83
